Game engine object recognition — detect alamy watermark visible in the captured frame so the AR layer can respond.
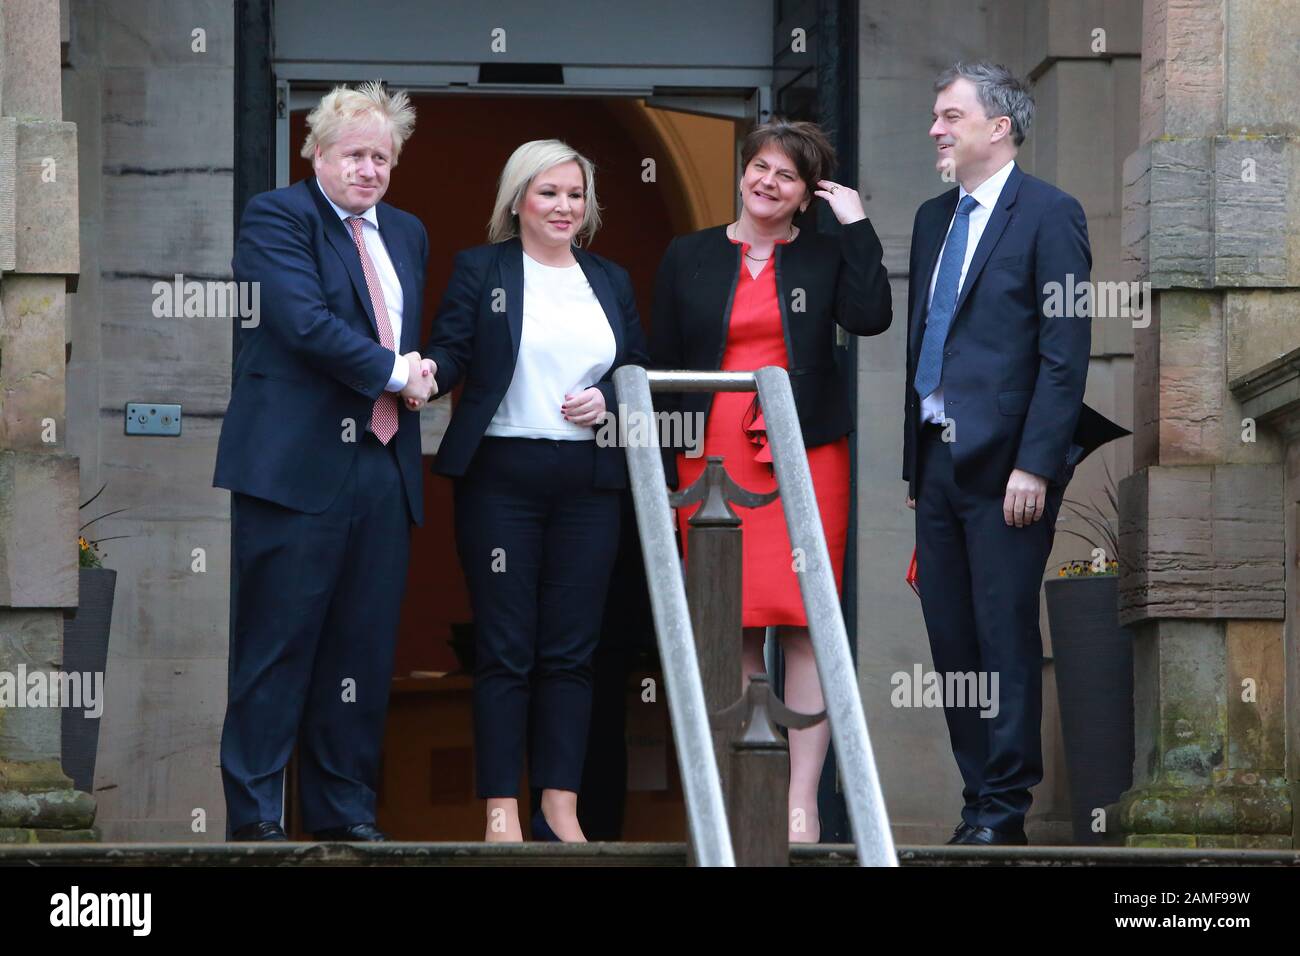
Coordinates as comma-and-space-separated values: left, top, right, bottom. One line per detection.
152, 274, 260, 327
0, 665, 103, 718
594, 405, 705, 458
1042, 274, 1151, 328
50, 886, 150, 936
890, 664, 1000, 719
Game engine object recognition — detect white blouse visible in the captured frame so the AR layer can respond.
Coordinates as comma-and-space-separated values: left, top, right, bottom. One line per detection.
484, 252, 617, 440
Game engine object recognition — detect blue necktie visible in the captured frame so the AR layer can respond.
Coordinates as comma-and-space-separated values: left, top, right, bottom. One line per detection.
914, 194, 980, 398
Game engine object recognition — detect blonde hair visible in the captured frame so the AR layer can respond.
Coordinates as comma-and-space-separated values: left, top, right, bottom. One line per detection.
299, 81, 416, 163
487, 140, 601, 246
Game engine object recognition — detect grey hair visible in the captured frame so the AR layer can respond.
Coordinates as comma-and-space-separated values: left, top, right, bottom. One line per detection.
934, 61, 1034, 147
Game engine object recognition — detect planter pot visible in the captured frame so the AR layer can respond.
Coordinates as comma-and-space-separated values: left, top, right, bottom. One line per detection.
1044, 574, 1133, 846
61, 567, 116, 794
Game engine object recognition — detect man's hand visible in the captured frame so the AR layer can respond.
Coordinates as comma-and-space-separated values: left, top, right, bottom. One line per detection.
1003, 468, 1048, 527
400, 351, 435, 409
905, 496, 916, 510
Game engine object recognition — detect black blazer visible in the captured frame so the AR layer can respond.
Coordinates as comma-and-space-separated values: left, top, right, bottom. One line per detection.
423, 237, 649, 489
648, 218, 892, 487
214, 177, 428, 525
902, 163, 1096, 499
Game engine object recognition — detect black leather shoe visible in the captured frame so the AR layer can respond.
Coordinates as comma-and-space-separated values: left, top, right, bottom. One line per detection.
313, 822, 388, 842
956, 825, 1028, 846
231, 821, 287, 841
945, 821, 974, 845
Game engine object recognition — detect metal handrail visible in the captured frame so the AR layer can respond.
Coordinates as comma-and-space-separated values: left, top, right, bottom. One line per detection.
613, 366, 735, 867
613, 364, 897, 868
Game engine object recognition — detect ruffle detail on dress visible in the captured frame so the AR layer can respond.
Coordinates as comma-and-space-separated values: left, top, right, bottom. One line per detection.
743, 401, 774, 466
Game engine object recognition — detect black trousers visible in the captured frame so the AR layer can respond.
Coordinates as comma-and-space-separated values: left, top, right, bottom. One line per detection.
221, 431, 411, 834
454, 437, 621, 799
914, 424, 1066, 834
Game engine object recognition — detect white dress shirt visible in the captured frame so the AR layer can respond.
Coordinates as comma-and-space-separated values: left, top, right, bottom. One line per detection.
484, 252, 616, 440
315, 179, 408, 392
920, 159, 1017, 425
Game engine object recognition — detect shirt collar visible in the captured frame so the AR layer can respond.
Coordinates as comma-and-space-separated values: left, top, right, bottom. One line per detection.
958, 159, 1016, 211
314, 178, 379, 229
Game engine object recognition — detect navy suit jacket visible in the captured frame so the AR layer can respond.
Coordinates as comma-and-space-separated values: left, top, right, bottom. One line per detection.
214, 177, 429, 525
423, 237, 649, 489
902, 163, 1094, 499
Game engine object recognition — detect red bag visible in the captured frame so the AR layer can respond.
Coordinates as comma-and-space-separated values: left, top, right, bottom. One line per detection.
906, 547, 920, 597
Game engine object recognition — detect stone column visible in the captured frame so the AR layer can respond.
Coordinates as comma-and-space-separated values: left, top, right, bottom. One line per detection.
0, 0, 95, 841
1114, 0, 1295, 848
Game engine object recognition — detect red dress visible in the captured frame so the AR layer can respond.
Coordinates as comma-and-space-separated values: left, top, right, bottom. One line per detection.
675, 238, 850, 628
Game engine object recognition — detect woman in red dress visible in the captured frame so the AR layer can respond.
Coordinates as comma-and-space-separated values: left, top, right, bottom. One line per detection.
650, 119, 892, 843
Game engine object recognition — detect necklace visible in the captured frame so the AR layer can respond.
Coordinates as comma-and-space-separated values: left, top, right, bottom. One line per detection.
731, 221, 795, 261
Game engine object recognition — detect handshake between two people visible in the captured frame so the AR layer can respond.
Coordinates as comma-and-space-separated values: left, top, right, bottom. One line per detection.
397, 355, 608, 424
400, 352, 438, 411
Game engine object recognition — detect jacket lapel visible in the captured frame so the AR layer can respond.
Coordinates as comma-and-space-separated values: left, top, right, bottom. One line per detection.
498, 238, 526, 364
574, 247, 623, 359
704, 229, 742, 367
949, 163, 1022, 324
308, 177, 382, 341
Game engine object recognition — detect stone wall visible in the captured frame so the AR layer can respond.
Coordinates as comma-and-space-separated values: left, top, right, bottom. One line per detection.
60, 0, 234, 841
0, 0, 94, 841
1116, 0, 1296, 848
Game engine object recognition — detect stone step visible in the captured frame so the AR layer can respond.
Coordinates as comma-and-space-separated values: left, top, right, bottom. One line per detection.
1, 842, 1297, 867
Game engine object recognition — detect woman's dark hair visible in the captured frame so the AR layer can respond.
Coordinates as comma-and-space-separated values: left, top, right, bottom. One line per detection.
739, 118, 837, 201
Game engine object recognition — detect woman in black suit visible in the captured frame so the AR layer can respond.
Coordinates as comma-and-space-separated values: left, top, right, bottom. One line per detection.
421, 140, 648, 842
650, 118, 891, 843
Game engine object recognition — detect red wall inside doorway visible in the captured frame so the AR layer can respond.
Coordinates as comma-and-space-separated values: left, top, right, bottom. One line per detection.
290, 94, 680, 677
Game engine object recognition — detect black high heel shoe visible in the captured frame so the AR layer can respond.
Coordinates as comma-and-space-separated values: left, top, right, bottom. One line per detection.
531, 808, 561, 842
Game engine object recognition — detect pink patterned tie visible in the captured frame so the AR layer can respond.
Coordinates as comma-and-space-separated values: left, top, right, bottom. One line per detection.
346, 216, 399, 445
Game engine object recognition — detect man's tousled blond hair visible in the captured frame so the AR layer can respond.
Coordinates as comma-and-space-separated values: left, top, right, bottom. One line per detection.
300, 81, 416, 162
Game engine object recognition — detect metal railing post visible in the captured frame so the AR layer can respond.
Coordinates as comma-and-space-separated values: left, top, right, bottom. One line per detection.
676, 460, 745, 804
753, 365, 897, 867
613, 365, 734, 867
672, 456, 796, 864
613, 364, 897, 868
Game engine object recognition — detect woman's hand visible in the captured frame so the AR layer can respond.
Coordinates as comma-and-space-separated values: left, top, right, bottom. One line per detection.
403, 358, 438, 410
562, 387, 606, 427
814, 179, 866, 225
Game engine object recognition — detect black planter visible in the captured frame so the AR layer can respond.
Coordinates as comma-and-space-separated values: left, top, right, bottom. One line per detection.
61, 567, 116, 795
1044, 574, 1134, 845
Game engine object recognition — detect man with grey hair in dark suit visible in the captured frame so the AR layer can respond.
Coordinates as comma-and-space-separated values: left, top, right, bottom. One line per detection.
903, 62, 1123, 846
